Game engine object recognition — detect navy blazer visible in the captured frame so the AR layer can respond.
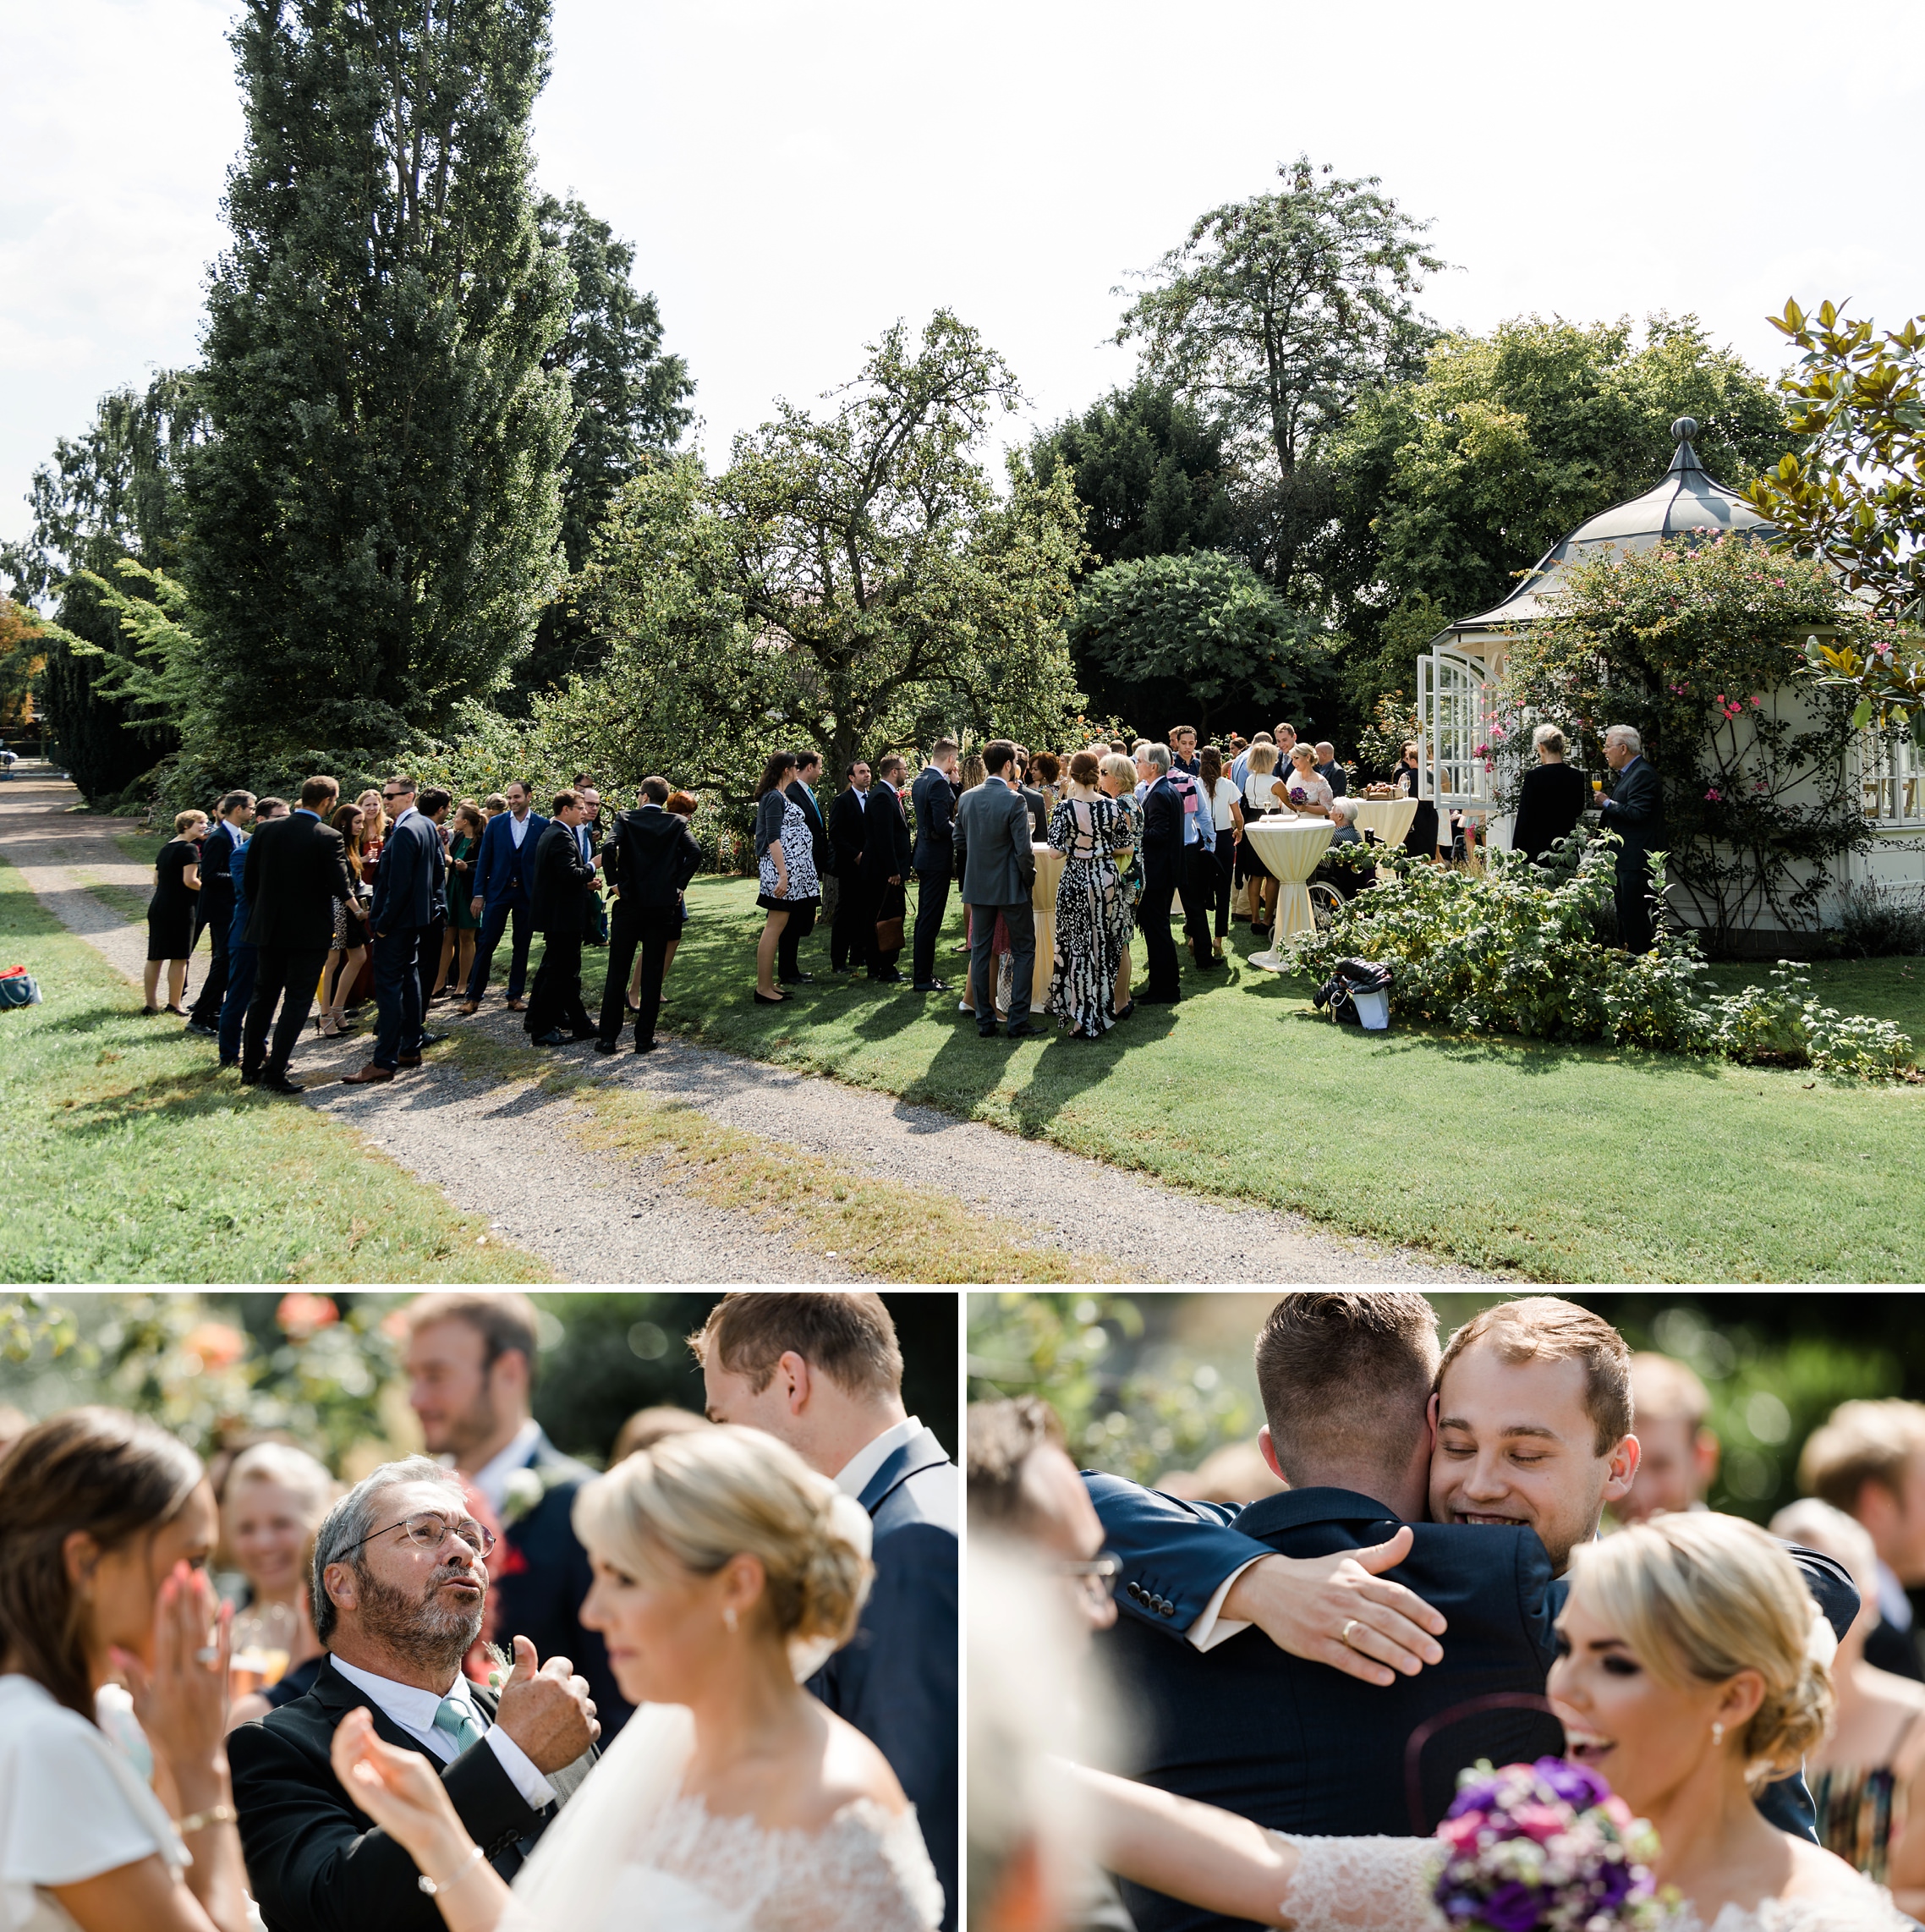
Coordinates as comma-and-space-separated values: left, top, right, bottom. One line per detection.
472, 810, 550, 913
370, 810, 443, 932
490, 1429, 632, 1740
809, 1428, 959, 1932
1089, 1475, 1861, 1877
198, 821, 242, 930
910, 765, 956, 874
1139, 775, 1185, 868
1600, 754, 1666, 859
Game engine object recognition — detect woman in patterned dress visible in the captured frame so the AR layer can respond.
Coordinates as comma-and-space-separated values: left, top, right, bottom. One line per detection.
1044, 752, 1137, 1038
752, 752, 820, 1005
1099, 751, 1143, 1022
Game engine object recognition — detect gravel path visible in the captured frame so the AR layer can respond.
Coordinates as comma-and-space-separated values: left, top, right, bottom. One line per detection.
3, 763, 1498, 1284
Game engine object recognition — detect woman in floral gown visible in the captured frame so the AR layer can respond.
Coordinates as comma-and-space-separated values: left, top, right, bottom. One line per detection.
1045, 753, 1137, 1038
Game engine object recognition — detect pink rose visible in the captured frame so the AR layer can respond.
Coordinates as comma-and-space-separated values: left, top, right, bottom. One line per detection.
1511, 1803, 1569, 1845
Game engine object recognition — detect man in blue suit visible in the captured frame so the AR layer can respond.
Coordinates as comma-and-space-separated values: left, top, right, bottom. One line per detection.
697, 1293, 959, 1932
1137, 744, 1187, 1002
342, 774, 445, 1085
1085, 1294, 1857, 1932
185, 789, 256, 1035
908, 738, 960, 993
458, 781, 548, 1013
217, 796, 287, 1068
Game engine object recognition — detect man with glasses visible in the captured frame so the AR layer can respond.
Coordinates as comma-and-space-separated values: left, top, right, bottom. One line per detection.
228, 1455, 599, 1932
343, 774, 445, 1086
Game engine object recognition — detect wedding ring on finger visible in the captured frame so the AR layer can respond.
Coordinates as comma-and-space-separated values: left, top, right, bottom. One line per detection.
1340, 1618, 1364, 1651
195, 1646, 221, 1663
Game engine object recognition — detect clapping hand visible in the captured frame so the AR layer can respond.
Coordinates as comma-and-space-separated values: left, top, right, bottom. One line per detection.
110, 1562, 232, 1801
331, 1707, 471, 1869
493, 1634, 599, 1771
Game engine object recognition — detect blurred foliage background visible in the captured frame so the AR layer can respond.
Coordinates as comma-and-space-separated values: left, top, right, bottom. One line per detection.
966, 1291, 1917, 1523
0, 1290, 957, 1475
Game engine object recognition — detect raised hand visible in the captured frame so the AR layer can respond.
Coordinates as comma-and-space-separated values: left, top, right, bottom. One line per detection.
492, 1634, 599, 1772
1220, 1525, 1450, 1688
330, 1707, 467, 1860
112, 1562, 232, 1808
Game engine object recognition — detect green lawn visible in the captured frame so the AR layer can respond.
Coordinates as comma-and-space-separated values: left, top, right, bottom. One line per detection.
0, 859, 549, 1284
650, 875, 1925, 1283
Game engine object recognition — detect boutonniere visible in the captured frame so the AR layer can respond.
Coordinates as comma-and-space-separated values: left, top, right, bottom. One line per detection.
484, 1641, 514, 1695
502, 1465, 547, 1526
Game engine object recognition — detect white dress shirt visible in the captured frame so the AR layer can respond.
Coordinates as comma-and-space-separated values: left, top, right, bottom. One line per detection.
508, 810, 532, 848
469, 1418, 546, 1516
1878, 1559, 1914, 1632
834, 1414, 922, 1501
328, 1655, 556, 1809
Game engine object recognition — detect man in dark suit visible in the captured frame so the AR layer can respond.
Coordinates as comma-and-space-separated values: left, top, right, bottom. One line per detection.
909, 738, 960, 993
863, 755, 914, 983
953, 739, 1039, 1039
596, 775, 702, 1054
185, 789, 255, 1035
1136, 744, 1186, 1002
403, 1293, 631, 1737
1314, 741, 1348, 796
1599, 723, 1666, 952
697, 1293, 959, 1932
524, 789, 596, 1046
218, 796, 288, 1069
459, 781, 549, 1013
827, 760, 873, 974
228, 1454, 599, 1932
343, 775, 446, 1085
778, 750, 832, 985
239, 775, 359, 1095
1088, 1294, 1857, 1932
414, 787, 453, 1018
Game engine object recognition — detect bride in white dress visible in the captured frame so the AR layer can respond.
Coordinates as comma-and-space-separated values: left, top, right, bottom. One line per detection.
1072, 1512, 1907, 1932
330, 1425, 943, 1932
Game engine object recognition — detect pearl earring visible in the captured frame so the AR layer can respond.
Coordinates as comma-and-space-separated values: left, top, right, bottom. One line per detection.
723, 1605, 738, 1633
1711, 1721, 1725, 1747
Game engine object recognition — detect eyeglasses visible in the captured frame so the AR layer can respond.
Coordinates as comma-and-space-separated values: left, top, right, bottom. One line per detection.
338, 1511, 497, 1561
1058, 1552, 1122, 1611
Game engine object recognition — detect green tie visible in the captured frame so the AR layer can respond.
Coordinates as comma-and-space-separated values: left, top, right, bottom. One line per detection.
433, 1696, 486, 1754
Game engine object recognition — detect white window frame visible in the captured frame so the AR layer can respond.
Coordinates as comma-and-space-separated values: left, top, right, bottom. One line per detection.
1418, 645, 1494, 811
1858, 724, 1925, 828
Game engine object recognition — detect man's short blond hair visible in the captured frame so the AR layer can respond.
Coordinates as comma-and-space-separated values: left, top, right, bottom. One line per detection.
1437, 1297, 1631, 1455
1798, 1399, 1925, 1515
1630, 1352, 1711, 1429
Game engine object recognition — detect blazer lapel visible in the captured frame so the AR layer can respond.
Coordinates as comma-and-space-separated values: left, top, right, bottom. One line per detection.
309, 1655, 429, 1759
856, 1428, 952, 1516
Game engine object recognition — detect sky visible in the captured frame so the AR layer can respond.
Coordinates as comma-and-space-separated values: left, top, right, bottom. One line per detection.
4, 0, 1923, 556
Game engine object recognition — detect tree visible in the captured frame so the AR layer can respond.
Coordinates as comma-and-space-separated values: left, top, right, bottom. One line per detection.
1067, 551, 1311, 740
562, 312, 1087, 798
185, 0, 575, 772
1116, 156, 1445, 599
508, 193, 695, 709
1324, 314, 1790, 711
0, 600, 45, 731
0, 372, 205, 801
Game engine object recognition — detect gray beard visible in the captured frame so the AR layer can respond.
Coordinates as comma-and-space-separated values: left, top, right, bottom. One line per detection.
350, 1562, 485, 1675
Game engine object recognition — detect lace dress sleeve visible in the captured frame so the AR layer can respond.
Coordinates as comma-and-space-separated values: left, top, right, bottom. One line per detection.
1266, 1834, 1444, 1932
761, 1801, 945, 1932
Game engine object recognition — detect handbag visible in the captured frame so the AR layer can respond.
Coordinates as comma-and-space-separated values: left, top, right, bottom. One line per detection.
0, 965, 42, 1009
875, 913, 905, 952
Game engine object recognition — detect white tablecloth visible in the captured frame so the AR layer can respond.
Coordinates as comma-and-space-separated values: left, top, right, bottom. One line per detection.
1242, 817, 1334, 968
1348, 796, 1418, 844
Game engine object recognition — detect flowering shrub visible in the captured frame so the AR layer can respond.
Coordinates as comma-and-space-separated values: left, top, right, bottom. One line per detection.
1432, 1758, 1661, 1932
1286, 838, 1916, 1078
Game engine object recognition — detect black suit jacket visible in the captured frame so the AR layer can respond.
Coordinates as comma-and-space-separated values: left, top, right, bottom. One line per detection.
860, 783, 913, 888
370, 810, 444, 932
197, 821, 241, 936
1600, 755, 1666, 864
530, 820, 595, 936
809, 1428, 959, 1932
491, 1430, 633, 1738
910, 765, 956, 875
827, 788, 869, 881
228, 1655, 593, 1932
241, 810, 357, 952
602, 806, 702, 911
1017, 784, 1048, 842
1139, 776, 1184, 871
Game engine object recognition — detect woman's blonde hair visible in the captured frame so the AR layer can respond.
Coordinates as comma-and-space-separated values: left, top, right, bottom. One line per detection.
1098, 752, 1137, 790
1248, 744, 1279, 774
572, 1424, 871, 1646
1290, 743, 1318, 766
175, 810, 208, 835
223, 1441, 336, 1527
1566, 1512, 1833, 1785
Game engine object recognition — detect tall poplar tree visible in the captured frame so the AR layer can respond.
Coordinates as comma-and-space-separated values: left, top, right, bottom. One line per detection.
188, 0, 574, 767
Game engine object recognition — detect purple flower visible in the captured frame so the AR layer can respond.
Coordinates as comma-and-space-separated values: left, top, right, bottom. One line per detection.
1478, 1880, 1549, 1932
1533, 1756, 1610, 1809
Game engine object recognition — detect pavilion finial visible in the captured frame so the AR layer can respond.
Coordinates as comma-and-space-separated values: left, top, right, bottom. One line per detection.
1667, 416, 1706, 475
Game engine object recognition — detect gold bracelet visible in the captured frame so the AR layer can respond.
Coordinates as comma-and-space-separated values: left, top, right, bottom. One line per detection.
177, 1805, 237, 1834
417, 1845, 487, 1896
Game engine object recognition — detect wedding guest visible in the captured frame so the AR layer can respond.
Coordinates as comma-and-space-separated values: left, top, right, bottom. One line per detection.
217, 797, 288, 1069
607, 1404, 709, 1463
1098, 753, 1143, 1019
1394, 739, 1442, 860
403, 1293, 628, 1737
1239, 743, 1284, 932
1045, 752, 1136, 1040
1015, 760, 1050, 843
220, 1445, 337, 1728
342, 775, 446, 1084
909, 738, 960, 994
1319, 797, 1374, 899
439, 803, 485, 1002
1770, 1499, 1925, 1907
523, 790, 597, 1046
414, 788, 453, 1023
1312, 743, 1346, 797
227, 1453, 600, 1932
1802, 1402, 1925, 1684
1165, 749, 1218, 971
827, 759, 873, 976
1199, 747, 1242, 957
1281, 743, 1334, 819
695, 1292, 959, 1930
622, 787, 700, 1007
459, 781, 548, 1015
317, 1427, 941, 1932
955, 740, 1039, 1039
1168, 726, 1200, 777
481, 793, 507, 821
1031, 751, 1063, 813
185, 793, 256, 1036
959, 750, 986, 793
144, 810, 207, 1016
1599, 722, 1666, 952
240, 776, 357, 1095
753, 753, 814, 1005
1511, 723, 1589, 861
860, 755, 914, 984
773, 751, 831, 985
315, 804, 371, 1038
1615, 1351, 1719, 1525
1136, 744, 1188, 1003
596, 776, 701, 1054
0, 1408, 252, 1932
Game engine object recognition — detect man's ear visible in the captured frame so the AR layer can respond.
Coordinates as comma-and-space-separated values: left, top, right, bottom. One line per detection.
490, 1347, 532, 1408
778, 1351, 813, 1416
1257, 1425, 1286, 1485
1604, 1433, 1641, 1504
324, 1562, 357, 1616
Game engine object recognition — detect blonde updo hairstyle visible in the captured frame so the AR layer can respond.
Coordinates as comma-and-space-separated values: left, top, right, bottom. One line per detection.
1566, 1512, 1833, 1787
572, 1424, 872, 1648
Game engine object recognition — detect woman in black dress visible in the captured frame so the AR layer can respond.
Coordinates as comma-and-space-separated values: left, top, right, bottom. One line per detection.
1395, 741, 1441, 860
143, 810, 206, 1013
1510, 722, 1590, 861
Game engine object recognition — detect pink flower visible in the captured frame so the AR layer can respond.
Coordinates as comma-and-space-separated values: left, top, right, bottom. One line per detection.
1706, 788, 1722, 801
1438, 1812, 1485, 1851
277, 1292, 339, 1338
1511, 1803, 1571, 1845
184, 1321, 246, 1371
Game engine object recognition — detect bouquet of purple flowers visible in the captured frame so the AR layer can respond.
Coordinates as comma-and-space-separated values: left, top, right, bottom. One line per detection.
1432, 1758, 1662, 1932
1287, 785, 1308, 806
